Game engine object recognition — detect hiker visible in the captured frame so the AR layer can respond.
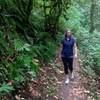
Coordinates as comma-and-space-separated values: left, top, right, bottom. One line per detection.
60, 30, 77, 84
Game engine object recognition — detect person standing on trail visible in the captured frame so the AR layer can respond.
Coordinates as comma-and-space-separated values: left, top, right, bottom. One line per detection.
60, 30, 77, 84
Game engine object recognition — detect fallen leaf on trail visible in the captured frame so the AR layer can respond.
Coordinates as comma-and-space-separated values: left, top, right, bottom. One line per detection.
15, 95, 20, 100
54, 95, 59, 100
39, 68, 46, 73
29, 86, 33, 92
48, 67, 53, 70
31, 89, 41, 97
84, 90, 90, 94
57, 81, 62, 84
56, 70, 63, 74
46, 94, 49, 97
7, 80, 13, 85
54, 76, 58, 81
20, 98, 24, 100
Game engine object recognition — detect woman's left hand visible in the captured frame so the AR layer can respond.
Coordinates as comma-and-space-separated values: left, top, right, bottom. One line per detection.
74, 54, 77, 59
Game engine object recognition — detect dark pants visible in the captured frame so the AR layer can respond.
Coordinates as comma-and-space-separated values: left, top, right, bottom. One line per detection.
62, 57, 73, 75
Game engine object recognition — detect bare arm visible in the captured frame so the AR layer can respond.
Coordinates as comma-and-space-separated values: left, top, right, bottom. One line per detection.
73, 43, 77, 58
59, 44, 63, 59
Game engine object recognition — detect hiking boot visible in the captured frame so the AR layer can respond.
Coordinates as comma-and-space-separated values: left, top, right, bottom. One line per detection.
65, 78, 69, 84
65, 75, 69, 84
70, 72, 74, 80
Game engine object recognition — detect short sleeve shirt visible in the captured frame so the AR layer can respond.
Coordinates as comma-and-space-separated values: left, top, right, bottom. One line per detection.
61, 36, 76, 58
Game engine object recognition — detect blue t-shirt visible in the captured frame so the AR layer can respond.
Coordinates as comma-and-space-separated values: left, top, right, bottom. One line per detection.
61, 36, 76, 58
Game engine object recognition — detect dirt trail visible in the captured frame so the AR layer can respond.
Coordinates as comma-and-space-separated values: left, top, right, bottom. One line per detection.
58, 59, 88, 100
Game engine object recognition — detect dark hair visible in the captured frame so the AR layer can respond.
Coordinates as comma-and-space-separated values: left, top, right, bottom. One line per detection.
64, 30, 67, 37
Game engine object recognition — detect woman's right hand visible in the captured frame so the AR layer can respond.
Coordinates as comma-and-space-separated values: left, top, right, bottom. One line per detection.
59, 54, 61, 60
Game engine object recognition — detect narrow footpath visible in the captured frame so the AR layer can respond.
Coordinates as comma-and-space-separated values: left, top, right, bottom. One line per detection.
57, 58, 88, 100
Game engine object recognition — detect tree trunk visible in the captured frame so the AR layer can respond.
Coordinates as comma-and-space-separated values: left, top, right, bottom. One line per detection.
89, 0, 96, 33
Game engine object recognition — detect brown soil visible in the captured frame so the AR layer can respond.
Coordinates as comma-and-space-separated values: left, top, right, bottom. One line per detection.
58, 59, 88, 100
1, 54, 89, 100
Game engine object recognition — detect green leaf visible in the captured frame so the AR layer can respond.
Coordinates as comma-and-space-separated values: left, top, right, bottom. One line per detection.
14, 39, 24, 51
0, 83, 14, 94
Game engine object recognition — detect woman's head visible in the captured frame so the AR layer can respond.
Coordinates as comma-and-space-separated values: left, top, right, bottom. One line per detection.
65, 30, 72, 37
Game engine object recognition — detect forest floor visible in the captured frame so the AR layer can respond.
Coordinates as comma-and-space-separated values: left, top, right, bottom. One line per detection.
57, 58, 88, 100
9, 50, 99, 100
3, 52, 97, 100
24, 58, 86, 100
21, 51, 89, 100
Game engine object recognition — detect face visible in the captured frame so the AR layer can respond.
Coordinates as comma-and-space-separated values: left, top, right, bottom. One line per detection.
66, 30, 71, 37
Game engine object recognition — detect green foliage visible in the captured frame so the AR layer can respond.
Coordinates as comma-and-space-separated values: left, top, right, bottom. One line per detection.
0, 0, 100, 98
59, 1, 100, 98
79, 31, 100, 76
59, 0, 100, 77
59, 3, 82, 33
0, 83, 14, 95
0, 31, 38, 85
32, 40, 57, 62
0, 0, 60, 96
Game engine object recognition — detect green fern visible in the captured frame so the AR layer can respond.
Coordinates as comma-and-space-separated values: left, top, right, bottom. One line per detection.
0, 83, 14, 94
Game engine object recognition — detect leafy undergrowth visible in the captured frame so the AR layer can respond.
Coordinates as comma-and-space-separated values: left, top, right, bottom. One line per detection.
79, 56, 100, 100
0, 56, 64, 100
81, 72, 100, 100
1, 53, 100, 100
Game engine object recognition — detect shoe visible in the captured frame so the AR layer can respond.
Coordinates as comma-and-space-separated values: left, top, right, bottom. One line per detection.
70, 72, 74, 80
65, 77, 69, 84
